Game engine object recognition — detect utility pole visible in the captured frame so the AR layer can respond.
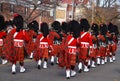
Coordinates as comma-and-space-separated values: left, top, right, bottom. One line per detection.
72, 0, 75, 20
92, 0, 94, 23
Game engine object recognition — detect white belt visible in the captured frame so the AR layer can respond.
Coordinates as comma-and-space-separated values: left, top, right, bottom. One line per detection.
40, 42, 48, 44
14, 39, 24, 47
39, 42, 49, 48
14, 39, 24, 42
81, 42, 89, 45
81, 42, 89, 48
68, 46, 76, 48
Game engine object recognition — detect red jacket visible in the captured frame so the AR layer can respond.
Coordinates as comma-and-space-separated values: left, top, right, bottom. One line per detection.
13, 30, 30, 47
79, 31, 93, 47
35, 34, 52, 48
0, 31, 6, 46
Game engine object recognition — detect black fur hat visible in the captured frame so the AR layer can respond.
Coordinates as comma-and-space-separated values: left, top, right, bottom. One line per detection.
61, 22, 69, 34
107, 22, 114, 33
91, 23, 99, 36
6, 20, 14, 26
27, 22, 33, 30
100, 23, 107, 35
80, 18, 90, 32
0, 15, 5, 31
13, 14, 23, 32
51, 21, 61, 33
40, 22, 49, 37
113, 25, 119, 35
28, 20, 39, 33
68, 20, 80, 38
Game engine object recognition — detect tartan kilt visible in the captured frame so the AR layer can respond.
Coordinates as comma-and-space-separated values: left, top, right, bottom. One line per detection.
0, 46, 3, 57
42, 48, 49, 59
34, 48, 49, 61
34, 48, 42, 61
14, 47, 24, 62
78, 48, 89, 60
106, 44, 112, 56
111, 43, 117, 53
70, 54, 76, 66
26, 41, 35, 55
50, 44, 61, 56
58, 50, 65, 67
96, 48, 101, 57
90, 48, 97, 58
65, 53, 71, 69
99, 46, 106, 58
65, 53, 76, 69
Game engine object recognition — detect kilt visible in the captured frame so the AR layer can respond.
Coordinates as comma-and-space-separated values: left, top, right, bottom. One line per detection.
26, 41, 35, 55
78, 47, 89, 61
14, 47, 24, 62
65, 53, 76, 69
96, 48, 101, 57
106, 44, 112, 57
42, 48, 49, 59
50, 44, 61, 56
0, 46, 3, 57
34, 48, 49, 61
99, 46, 106, 58
58, 50, 65, 67
90, 48, 97, 58
70, 54, 76, 66
111, 43, 117, 53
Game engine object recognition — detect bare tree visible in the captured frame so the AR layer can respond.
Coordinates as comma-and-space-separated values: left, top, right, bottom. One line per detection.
0, 0, 61, 24
80, 0, 120, 24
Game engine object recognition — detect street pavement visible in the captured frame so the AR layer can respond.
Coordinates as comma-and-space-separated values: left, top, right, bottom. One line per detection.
0, 46, 120, 81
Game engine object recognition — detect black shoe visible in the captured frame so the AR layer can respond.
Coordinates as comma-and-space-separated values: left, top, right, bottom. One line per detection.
78, 69, 82, 73
51, 62, 54, 66
88, 65, 91, 68
97, 64, 100, 66
66, 77, 70, 79
12, 72, 16, 75
38, 65, 41, 69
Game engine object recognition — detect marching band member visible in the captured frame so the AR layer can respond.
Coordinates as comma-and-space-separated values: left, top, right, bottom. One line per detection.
26, 21, 38, 59
64, 20, 79, 79
78, 18, 93, 72
97, 23, 107, 65
7, 14, 30, 74
89, 23, 99, 67
108, 23, 119, 62
34, 22, 53, 69
49, 21, 61, 65
0, 15, 7, 64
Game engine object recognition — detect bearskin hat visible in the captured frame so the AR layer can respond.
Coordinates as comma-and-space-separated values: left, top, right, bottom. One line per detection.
27, 22, 33, 30
61, 22, 69, 34
91, 23, 99, 36
28, 20, 39, 33
68, 20, 80, 38
113, 25, 119, 35
51, 21, 61, 33
0, 15, 5, 31
13, 14, 23, 32
40, 22, 49, 37
5, 20, 14, 32
99, 23, 107, 35
80, 18, 90, 32
5, 20, 14, 27
107, 22, 114, 33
